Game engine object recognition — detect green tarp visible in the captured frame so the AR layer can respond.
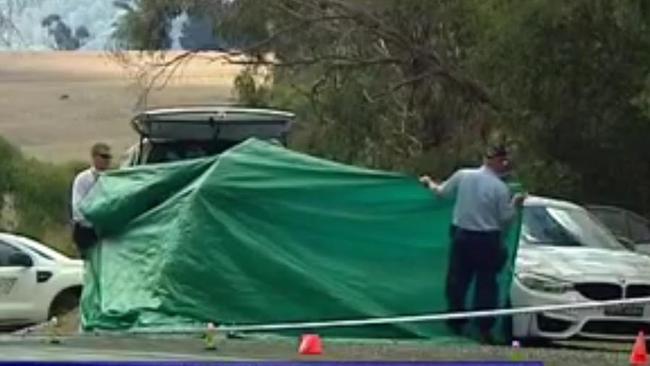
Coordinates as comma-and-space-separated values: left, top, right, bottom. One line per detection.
79, 139, 522, 343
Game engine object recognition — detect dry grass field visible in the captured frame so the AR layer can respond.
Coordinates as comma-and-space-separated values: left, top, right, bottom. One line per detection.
0, 51, 242, 162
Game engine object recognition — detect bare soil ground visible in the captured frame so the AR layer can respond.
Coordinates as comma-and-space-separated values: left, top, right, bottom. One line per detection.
0, 51, 241, 162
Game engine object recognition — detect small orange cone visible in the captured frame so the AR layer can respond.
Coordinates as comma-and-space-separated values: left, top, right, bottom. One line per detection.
631, 331, 648, 366
298, 334, 323, 355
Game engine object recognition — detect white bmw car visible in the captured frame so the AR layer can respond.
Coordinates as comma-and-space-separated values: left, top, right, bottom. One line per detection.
512, 196, 650, 341
0, 232, 83, 330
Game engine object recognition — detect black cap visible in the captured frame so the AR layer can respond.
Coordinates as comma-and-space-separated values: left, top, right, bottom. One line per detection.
485, 144, 509, 159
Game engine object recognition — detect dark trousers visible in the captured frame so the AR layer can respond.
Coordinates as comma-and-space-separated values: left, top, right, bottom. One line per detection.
445, 225, 506, 333
72, 222, 97, 259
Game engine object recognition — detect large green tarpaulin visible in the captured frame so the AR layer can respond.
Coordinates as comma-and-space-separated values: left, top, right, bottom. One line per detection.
79, 139, 522, 343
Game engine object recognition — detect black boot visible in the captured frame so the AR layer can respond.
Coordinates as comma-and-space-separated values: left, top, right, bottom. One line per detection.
446, 319, 466, 336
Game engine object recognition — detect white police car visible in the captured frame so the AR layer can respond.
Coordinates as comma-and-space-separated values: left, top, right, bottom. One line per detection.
0, 232, 83, 329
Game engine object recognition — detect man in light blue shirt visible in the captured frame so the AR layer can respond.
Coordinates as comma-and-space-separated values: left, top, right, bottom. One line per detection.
420, 145, 526, 343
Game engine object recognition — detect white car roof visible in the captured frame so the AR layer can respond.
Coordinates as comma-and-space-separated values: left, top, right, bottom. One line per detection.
0, 232, 70, 261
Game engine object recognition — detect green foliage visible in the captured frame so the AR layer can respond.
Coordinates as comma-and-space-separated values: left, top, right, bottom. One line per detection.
114, 0, 650, 216
0, 136, 84, 257
216, 0, 273, 50
471, 0, 650, 213
233, 69, 272, 107
221, 1, 487, 171
112, 0, 185, 50
112, 0, 233, 51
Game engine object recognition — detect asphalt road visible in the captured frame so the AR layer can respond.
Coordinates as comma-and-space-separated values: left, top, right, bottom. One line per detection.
0, 334, 639, 366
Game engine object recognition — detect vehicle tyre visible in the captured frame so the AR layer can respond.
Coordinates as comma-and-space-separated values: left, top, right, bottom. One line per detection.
48, 287, 81, 320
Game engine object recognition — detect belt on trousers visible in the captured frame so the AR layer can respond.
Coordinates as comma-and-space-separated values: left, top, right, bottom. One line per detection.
451, 225, 501, 240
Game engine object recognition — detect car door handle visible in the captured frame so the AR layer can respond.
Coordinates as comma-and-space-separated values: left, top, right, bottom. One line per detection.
36, 271, 52, 283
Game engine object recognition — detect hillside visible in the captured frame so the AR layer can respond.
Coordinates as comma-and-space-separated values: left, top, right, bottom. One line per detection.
0, 51, 241, 162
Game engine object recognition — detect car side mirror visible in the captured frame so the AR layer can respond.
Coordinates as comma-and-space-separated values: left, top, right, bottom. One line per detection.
8, 252, 33, 267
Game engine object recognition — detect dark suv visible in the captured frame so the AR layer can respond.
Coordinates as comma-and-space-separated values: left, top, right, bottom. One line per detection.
119, 105, 295, 167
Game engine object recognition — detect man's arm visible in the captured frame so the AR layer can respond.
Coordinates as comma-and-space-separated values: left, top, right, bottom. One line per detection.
420, 170, 462, 199
496, 188, 527, 226
71, 174, 84, 222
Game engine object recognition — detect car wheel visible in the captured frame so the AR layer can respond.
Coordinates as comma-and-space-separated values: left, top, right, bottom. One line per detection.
48, 287, 81, 320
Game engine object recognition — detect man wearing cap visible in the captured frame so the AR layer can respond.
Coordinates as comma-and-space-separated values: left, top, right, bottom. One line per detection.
420, 145, 526, 343
70, 142, 112, 258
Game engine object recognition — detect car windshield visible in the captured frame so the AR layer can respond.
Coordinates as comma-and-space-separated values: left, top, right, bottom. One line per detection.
14, 236, 62, 260
146, 140, 234, 164
121, 138, 286, 167
522, 205, 625, 250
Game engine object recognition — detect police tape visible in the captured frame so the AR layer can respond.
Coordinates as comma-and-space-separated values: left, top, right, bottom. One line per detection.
107, 295, 650, 335
12, 295, 650, 337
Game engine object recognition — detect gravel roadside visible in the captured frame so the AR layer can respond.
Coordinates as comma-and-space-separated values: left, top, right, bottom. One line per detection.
0, 333, 637, 366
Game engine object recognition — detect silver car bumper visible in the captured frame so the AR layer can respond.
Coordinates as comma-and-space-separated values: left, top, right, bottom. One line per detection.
512, 278, 650, 340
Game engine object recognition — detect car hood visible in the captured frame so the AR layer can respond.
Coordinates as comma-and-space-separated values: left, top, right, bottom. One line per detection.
515, 245, 650, 282
56, 257, 84, 269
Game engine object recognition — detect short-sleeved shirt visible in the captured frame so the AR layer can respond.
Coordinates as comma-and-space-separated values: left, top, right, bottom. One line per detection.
71, 168, 98, 226
438, 165, 515, 232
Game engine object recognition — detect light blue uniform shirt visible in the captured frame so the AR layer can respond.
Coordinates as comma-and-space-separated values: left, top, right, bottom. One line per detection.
438, 165, 515, 232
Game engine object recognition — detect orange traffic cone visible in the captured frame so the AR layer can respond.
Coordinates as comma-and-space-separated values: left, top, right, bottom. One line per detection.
298, 334, 323, 355
631, 331, 648, 366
